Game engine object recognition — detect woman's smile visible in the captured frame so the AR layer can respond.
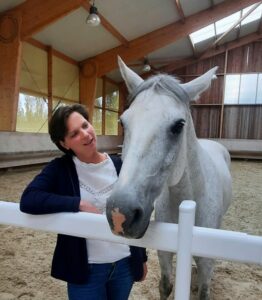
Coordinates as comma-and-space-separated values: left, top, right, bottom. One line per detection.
83, 138, 94, 146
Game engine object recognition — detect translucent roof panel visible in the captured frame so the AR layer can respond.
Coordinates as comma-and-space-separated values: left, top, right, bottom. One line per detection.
190, 3, 262, 46
215, 11, 241, 35
189, 24, 215, 44
241, 3, 262, 26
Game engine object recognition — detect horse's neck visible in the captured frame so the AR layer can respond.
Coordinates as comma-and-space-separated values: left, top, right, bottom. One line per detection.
186, 118, 203, 171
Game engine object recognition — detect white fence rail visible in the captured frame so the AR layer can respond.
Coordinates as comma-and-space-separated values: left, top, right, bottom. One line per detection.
0, 200, 261, 300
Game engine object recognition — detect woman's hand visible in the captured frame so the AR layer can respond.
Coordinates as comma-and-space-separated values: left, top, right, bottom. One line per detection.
79, 200, 101, 214
139, 262, 148, 281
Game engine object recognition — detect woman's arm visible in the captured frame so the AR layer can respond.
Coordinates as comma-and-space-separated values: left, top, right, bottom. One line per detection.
20, 159, 80, 215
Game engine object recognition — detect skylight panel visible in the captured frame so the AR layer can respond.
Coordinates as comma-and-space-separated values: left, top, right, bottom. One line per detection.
190, 24, 215, 44
189, 3, 262, 46
215, 11, 241, 35
241, 3, 262, 26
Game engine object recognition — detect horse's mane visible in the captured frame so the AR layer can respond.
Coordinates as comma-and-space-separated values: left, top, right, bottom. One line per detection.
127, 74, 190, 105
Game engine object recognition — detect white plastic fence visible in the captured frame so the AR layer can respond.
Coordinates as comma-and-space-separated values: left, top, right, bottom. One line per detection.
0, 200, 261, 300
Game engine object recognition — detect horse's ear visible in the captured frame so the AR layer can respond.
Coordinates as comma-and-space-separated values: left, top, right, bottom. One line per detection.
118, 56, 144, 93
180, 66, 218, 101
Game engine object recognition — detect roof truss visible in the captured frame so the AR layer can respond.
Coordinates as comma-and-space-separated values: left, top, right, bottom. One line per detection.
81, 0, 259, 76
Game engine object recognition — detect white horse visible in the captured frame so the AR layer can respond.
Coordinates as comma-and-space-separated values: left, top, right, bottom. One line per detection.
106, 57, 232, 300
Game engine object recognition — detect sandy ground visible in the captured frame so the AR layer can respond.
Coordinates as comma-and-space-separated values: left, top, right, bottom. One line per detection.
0, 160, 261, 300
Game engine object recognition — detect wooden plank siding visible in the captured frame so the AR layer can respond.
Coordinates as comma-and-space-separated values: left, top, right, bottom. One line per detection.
222, 105, 262, 139
190, 106, 221, 138
227, 42, 262, 73
185, 76, 224, 105
183, 53, 225, 75
176, 42, 262, 139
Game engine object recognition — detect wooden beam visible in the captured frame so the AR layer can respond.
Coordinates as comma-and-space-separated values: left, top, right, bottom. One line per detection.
219, 50, 228, 138
160, 31, 262, 73
102, 77, 106, 135
12, 0, 84, 40
174, 0, 185, 23
47, 46, 53, 119
79, 59, 97, 122
188, 36, 197, 57
0, 11, 22, 131
26, 38, 78, 66
82, 0, 259, 77
82, 2, 129, 47
209, 0, 215, 7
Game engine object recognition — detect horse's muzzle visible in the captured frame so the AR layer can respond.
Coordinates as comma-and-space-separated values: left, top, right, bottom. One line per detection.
106, 194, 150, 239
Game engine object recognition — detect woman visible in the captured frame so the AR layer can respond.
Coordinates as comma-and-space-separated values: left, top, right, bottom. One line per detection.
20, 104, 147, 300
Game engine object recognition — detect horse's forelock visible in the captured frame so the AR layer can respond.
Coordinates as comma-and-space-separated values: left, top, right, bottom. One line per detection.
127, 74, 190, 105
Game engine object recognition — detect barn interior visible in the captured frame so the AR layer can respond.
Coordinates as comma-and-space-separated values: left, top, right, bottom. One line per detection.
0, 0, 262, 169
0, 2, 262, 300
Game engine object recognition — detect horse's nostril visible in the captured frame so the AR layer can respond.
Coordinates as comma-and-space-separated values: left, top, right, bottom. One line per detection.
129, 207, 143, 226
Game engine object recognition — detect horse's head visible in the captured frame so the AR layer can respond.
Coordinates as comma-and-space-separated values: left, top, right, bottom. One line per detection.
106, 57, 217, 238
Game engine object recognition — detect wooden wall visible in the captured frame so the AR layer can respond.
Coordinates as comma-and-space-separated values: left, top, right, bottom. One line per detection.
175, 41, 262, 140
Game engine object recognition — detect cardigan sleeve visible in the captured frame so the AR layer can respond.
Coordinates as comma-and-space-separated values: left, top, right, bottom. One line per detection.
20, 158, 80, 215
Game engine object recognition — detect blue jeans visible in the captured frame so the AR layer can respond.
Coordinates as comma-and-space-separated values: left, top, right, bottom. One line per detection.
67, 257, 134, 300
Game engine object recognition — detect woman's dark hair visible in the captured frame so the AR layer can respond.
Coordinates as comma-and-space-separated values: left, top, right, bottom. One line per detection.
49, 104, 89, 154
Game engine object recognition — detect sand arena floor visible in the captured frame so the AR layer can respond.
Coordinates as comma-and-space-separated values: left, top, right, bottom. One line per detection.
0, 160, 261, 300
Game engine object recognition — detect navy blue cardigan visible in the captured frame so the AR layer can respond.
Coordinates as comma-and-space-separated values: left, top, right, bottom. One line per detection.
20, 154, 147, 284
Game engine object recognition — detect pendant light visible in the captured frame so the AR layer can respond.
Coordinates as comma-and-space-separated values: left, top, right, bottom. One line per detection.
142, 58, 151, 72
86, 1, 101, 27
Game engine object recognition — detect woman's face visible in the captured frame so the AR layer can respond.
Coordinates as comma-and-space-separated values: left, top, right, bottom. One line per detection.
60, 111, 97, 158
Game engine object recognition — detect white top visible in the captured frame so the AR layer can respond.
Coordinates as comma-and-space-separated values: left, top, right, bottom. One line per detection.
73, 154, 130, 263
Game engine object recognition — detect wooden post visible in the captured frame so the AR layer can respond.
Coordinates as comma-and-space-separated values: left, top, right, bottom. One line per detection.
219, 50, 228, 138
79, 58, 98, 122
118, 83, 128, 136
102, 77, 106, 135
47, 46, 53, 120
0, 11, 22, 131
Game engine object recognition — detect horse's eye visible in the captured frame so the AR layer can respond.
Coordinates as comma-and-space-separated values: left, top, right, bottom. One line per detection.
170, 119, 185, 135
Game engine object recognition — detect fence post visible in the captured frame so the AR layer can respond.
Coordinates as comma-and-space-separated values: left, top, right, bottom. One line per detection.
175, 200, 196, 300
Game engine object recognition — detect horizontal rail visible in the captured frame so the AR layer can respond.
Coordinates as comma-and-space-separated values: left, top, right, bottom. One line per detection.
0, 201, 261, 265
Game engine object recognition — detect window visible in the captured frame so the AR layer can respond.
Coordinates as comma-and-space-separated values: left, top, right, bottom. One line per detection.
93, 107, 102, 135
105, 85, 119, 135
53, 98, 77, 111
224, 73, 262, 104
190, 4, 262, 45
224, 75, 240, 104
257, 74, 262, 104
239, 74, 257, 104
92, 78, 120, 135
16, 93, 48, 133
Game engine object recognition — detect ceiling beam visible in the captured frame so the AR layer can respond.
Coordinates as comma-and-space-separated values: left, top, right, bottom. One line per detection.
26, 38, 78, 66
12, 0, 84, 40
81, 2, 129, 47
188, 36, 197, 57
174, 0, 185, 23
209, 0, 215, 8
160, 31, 262, 74
82, 0, 259, 77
